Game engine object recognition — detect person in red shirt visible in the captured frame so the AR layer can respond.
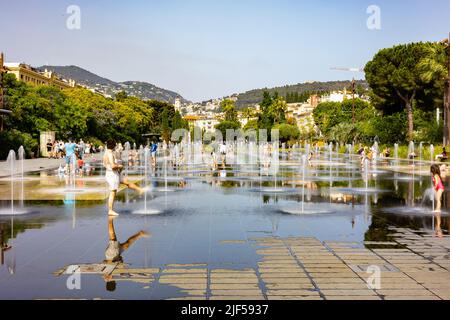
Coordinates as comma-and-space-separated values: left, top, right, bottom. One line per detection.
431, 164, 445, 213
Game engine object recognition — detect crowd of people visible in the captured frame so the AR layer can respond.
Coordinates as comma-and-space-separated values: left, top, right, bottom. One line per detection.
46, 139, 104, 176
46, 139, 101, 160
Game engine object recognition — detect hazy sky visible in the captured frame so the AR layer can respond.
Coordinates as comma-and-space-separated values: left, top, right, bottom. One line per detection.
1, 0, 449, 101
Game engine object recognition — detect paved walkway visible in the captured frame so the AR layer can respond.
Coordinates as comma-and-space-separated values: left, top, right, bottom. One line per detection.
0, 154, 104, 178
56, 228, 450, 300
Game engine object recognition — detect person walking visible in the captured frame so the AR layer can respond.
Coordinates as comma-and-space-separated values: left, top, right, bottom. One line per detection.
64, 139, 77, 173
150, 141, 158, 167
79, 139, 85, 160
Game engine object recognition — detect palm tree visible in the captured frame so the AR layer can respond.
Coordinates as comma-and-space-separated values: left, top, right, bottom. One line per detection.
221, 99, 238, 122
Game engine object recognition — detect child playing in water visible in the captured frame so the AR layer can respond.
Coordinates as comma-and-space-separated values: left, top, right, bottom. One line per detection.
431, 164, 445, 213
104, 140, 146, 216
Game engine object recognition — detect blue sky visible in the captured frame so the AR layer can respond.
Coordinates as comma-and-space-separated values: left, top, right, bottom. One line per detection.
1, 0, 449, 101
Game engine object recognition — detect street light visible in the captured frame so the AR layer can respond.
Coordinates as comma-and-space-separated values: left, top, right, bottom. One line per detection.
443, 34, 450, 146
330, 67, 365, 124
0, 52, 7, 132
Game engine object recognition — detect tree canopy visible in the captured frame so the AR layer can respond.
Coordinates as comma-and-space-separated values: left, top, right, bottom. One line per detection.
0, 73, 187, 159
365, 41, 448, 141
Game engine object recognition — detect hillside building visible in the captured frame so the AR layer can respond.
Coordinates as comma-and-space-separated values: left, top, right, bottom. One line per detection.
4, 62, 76, 90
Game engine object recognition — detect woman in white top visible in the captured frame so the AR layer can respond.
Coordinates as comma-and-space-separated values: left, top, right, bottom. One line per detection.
103, 140, 145, 216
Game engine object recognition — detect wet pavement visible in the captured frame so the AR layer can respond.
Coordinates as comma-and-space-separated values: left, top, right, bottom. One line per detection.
1, 150, 450, 300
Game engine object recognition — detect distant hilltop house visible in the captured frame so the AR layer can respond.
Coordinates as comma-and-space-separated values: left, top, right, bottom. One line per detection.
285, 95, 319, 134
183, 110, 256, 133
3, 61, 76, 90
184, 115, 220, 133
174, 98, 182, 112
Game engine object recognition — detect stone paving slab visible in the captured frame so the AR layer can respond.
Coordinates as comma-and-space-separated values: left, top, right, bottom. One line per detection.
316, 284, 372, 290
260, 273, 310, 279
210, 296, 265, 300
325, 296, 382, 300
162, 268, 207, 274
159, 278, 207, 285
376, 289, 436, 296
211, 290, 263, 296
266, 289, 320, 296
429, 290, 450, 299
166, 263, 207, 268
212, 269, 255, 273
159, 273, 207, 278
321, 290, 377, 296
211, 278, 259, 284
258, 268, 304, 273
383, 296, 441, 300
168, 296, 207, 300
265, 284, 315, 290
308, 273, 360, 278
211, 273, 257, 278
54, 233, 450, 300
210, 284, 260, 290
267, 296, 323, 300
0, 158, 62, 177
313, 278, 367, 284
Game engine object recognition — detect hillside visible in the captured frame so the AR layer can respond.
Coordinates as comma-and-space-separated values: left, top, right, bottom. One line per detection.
235, 80, 368, 108
38, 65, 189, 103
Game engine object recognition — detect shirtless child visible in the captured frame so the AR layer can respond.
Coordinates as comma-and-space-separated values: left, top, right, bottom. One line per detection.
103, 140, 145, 216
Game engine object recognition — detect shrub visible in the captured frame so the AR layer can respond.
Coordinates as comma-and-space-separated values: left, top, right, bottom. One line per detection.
0, 129, 39, 160
273, 123, 300, 144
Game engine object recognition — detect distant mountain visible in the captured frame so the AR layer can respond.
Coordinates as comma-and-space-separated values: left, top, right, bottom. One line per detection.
234, 80, 368, 108
38, 65, 189, 104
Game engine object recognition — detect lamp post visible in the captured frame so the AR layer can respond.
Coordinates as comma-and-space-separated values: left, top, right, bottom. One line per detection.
445, 33, 450, 146
351, 78, 356, 124
330, 67, 364, 125
0, 52, 6, 132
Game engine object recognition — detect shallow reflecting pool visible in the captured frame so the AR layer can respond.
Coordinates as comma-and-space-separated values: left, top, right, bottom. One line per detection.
0, 151, 449, 300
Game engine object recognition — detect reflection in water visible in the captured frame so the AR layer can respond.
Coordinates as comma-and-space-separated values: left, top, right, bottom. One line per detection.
0, 221, 14, 274
103, 216, 149, 292
0, 224, 12, 266
53, 215, 151, 293
3, 148, 450, 299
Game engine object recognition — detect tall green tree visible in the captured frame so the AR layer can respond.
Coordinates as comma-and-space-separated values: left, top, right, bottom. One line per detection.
172, 111, 187, 131
161, 108, 170, 142
215, 120, 241, 138
273, 123, 300, 143
269, 96, 287, 124
260, 91, 273, 113
241, 107, 255, 121
221, 99, 238, 122
365, 42, 447, 141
